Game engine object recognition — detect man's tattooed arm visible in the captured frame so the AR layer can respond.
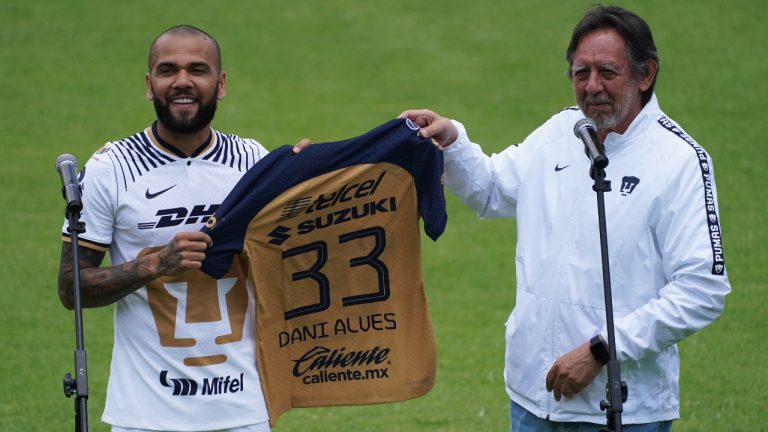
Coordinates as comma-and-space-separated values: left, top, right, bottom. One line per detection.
57, 231, 212, 309
57, 243, 162, 309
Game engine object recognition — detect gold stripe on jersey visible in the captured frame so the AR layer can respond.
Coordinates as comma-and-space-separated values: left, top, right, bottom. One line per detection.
62, 235, 109, 252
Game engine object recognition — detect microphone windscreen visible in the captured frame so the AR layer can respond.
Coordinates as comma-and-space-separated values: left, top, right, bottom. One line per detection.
56, 153, 78, 170
573, 118, 597, 137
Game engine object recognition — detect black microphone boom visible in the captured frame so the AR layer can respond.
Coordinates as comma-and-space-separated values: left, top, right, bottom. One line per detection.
57, 153, 90, 431
572, 119, 627, 431
55, 154, 83, 214
574, 118, 608, 171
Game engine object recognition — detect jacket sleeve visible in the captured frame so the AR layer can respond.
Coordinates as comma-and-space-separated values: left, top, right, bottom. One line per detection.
442, 120, 535, 218
610, 152, 730, 361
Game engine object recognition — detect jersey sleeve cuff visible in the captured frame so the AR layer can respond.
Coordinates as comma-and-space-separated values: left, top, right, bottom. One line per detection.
62, 233, 110, 252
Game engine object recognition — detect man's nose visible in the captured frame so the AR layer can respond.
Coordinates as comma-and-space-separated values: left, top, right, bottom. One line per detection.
173, 70, 193, 88
585, 71, 604, 94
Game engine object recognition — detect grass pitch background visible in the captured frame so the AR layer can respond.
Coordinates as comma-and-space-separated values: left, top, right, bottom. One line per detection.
1, 1, 765, 430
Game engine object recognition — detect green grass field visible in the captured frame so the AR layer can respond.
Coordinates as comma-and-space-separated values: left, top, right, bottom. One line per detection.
1, 1, 766, 430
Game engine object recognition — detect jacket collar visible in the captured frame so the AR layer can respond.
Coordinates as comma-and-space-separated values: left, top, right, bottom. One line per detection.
603, 93, 661, 154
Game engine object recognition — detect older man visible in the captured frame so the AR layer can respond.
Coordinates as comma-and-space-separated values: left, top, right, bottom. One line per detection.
401, 5, 729, 431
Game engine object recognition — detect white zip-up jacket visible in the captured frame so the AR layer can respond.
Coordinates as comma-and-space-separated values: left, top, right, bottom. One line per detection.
442, 95, 730, 423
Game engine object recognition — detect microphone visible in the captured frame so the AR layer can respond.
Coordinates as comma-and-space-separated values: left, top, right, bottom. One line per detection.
55, 154, 83, 213
573, 118, 608, 171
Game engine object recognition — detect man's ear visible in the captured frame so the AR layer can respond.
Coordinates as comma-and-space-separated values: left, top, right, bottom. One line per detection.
146, 73, 153, 100
639, 59, 658, 92
217, 71, 227, 100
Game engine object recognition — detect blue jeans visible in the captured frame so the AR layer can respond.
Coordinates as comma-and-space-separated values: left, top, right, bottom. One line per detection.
510, 400, 672, 432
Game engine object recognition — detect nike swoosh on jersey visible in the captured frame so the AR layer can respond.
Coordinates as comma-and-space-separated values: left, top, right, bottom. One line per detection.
145, 184, 177, 199
554, 164, 570, 172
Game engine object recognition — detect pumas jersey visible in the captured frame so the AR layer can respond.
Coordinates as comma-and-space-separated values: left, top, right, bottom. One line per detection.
61, 123, 271, 430
201, 119, 447, 425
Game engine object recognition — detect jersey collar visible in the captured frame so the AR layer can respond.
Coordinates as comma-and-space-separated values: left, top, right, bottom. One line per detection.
148, 121, 214, 158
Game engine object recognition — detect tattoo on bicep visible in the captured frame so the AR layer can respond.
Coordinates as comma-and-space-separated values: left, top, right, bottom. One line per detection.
59, 243, 74, 274
59, 243, 104, 280
79, 245, 107, 269
59, 243, 107, 306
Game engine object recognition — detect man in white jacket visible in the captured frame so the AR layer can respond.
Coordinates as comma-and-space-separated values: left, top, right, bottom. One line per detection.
401, 5, 729, 432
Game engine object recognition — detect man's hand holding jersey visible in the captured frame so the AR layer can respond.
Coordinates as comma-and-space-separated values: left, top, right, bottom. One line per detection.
151, 231, 213, 276
398, 109, 459, 148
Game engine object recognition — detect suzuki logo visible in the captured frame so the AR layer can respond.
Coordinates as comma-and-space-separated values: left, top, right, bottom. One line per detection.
267, 225, 292, 245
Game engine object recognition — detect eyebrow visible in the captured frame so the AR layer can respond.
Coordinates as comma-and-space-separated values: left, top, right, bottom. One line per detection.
154, 60, 213, 71
571, 63, 622, 73
597, 63, 621, 72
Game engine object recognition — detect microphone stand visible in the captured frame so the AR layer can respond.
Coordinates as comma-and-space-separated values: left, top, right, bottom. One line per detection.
589, 162, 628, 432
62, 206, 89, 432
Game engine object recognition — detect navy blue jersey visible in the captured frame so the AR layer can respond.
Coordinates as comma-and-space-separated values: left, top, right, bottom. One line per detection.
200, 118, 446, 424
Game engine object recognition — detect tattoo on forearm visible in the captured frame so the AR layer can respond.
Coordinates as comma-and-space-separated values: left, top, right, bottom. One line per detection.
58, 243, 158, 308
83, 261, 142, 293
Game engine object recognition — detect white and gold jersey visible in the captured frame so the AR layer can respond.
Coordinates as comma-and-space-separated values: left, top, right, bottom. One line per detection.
62, 123, 270, 430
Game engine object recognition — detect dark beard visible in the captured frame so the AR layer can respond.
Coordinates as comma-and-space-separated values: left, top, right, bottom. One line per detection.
153, 90, 218, 135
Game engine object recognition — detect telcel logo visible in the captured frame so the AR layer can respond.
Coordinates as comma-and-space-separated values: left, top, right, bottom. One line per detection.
304, 171, 386, 214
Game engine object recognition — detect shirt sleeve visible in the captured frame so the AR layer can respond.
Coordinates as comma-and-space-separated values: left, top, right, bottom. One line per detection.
609, 152, 731, 361
61, 147, 118, 251
243, 138, 269, 167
